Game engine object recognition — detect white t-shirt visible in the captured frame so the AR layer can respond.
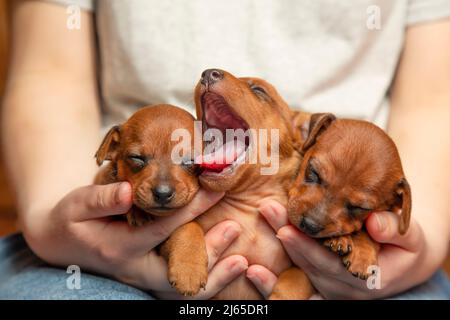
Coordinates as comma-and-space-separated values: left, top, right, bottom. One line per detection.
47, 0, 450, 130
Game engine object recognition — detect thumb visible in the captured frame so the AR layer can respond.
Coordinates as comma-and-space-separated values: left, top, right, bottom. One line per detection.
76, 182, 133, 220
246, 265, 278, 299
365, 211, 423, 252
258, 199, 289, 232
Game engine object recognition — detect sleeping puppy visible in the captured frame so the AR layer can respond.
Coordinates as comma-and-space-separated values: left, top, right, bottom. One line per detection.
94, 104, 206, 295
287, 113, 412, 280
95, 104, 202, 224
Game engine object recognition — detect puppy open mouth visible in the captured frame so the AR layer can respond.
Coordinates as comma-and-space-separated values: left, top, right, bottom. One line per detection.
198, 92, 250, 175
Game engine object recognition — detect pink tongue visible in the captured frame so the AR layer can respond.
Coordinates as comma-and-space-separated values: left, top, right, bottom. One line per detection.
197, 140, 246, 170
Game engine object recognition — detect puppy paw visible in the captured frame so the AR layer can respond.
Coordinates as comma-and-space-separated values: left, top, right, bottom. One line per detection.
126, 210, 150, 227
323, 236, 353, 256
342, 246, 377, 280
268, 291, 287, 300
168, 263, 208, 296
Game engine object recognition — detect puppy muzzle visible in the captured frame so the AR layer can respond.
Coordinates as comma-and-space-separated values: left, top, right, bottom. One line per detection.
299, 216, 324, 236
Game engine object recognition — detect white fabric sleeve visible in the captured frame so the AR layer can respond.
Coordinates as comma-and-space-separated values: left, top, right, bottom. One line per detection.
407, 0, 450, 25
41, 0, 94, 11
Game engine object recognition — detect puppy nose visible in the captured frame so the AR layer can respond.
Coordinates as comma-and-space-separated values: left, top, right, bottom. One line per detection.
152, 185, 174, 205
201, 69, 223, 86
299, 216, 324, 236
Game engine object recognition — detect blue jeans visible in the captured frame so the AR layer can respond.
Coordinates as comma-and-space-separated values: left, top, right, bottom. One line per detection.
0, 233, 449, 300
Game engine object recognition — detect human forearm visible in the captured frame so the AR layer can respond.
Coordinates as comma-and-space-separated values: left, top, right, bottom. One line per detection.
387, 20, 450, 271
2, 73, 101, 223
388, 101, 450, 270
1, 0, 101, 230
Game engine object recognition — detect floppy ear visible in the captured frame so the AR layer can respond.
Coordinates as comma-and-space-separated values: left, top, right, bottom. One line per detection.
95, 125, 121, 166
301, 113, 336, 154
291, 111, 312, 150
394, 178, 412, 235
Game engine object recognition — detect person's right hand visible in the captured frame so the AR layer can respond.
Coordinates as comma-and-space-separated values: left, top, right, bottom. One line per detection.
23, 182, 248, 299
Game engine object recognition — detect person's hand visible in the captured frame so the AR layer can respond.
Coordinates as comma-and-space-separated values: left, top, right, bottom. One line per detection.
246, 200, 434, 299
23, 182, 248, 299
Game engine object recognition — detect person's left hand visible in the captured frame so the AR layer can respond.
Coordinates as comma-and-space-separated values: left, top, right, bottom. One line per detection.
246, 200, 434, 299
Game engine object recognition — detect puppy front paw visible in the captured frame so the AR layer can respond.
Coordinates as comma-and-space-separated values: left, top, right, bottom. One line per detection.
323, 236, 353, 256
168, 262, 208, 296
342, 244, 378, 280
126, 208, 151, 227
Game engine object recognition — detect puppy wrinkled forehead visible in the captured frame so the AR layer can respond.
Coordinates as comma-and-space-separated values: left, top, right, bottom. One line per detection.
315, 119, 403, 187
119, 105, 197, 155
320, 120, 398, 159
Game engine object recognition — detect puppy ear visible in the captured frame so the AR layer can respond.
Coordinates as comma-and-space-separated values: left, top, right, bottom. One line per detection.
394, 178, 412, 235
291, 111, 312, 150
95, 125, 121, 166
301, 113, 336, 153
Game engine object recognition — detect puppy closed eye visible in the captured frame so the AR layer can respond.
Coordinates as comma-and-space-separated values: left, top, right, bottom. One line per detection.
346, 203, 372, 216
250, 84, 267, 97
127, 154, 147, 171
304, 165, 321, 184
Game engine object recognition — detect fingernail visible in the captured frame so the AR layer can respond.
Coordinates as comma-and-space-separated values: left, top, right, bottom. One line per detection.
223, 226, 239, 241
264, 204, 277, 220
116, 182, 131, 204
246, 272, 261, 284
276, 234, 288, 243
375, 213, 387, 232
230, 261, 248, 273
276, 232, 294, 244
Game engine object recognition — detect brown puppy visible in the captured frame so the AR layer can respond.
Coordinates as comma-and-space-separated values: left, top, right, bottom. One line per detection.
170, 68, 313, 300
94, 104, 207, 295
287, 113, 412, 281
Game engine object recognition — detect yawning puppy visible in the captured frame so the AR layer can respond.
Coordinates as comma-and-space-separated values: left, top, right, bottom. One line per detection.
288, 113, 412, 280
175, 69, 313, 299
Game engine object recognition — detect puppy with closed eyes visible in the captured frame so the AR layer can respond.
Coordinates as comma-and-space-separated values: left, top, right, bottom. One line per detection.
287, 113, 411, 281
94, 104, 207, 295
